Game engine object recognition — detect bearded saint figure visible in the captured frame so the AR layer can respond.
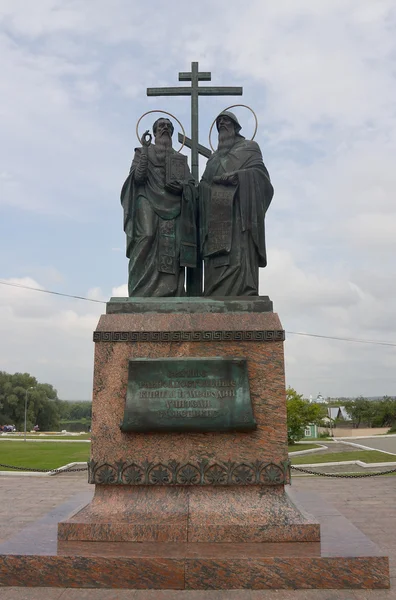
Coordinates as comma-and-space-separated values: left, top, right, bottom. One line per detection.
199, 111, 274, 297
121, 118, 197, 297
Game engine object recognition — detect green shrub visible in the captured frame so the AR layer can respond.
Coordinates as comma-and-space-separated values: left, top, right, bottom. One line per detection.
286, 387, 327, 444
319, 430, 331, 438
59, 419, 91, 432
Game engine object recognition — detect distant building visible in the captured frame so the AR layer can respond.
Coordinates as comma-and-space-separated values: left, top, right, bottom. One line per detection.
322, 406, 352, 431
304, 424, 318, 438
327, 406, 351, 421
304, 405, 352, 438
309, 392, 327, 404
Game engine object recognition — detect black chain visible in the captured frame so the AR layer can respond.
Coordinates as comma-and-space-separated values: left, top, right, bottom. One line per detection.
0, 462, 395, 478
0, 462, 88, 474
291, 465, 396, 478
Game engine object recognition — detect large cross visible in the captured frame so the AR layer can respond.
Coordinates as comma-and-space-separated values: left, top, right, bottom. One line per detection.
147, 62, 243, 296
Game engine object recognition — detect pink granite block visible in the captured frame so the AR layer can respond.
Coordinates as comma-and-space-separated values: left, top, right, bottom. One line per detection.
58, 486, 188, 542
187, 486, 320, 543
91, 312, 288, 469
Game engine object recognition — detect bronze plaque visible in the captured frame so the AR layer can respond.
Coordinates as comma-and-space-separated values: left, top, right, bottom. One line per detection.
120, 357, 256, 433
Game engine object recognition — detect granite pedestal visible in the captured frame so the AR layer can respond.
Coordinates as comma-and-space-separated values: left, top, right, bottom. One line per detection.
0, 297, 389, 589
59, 297, 318, 545
0, 488, 389, 589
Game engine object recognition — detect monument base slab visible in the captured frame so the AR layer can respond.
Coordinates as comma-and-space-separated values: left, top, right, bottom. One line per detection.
58, 485, 320, 543
0, 489, 389, 590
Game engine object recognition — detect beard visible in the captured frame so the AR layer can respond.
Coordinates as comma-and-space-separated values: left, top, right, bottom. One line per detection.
154, 131, 172, 161
217, 126, 236, 155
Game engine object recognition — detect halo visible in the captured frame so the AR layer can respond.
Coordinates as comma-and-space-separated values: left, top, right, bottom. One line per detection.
136, 109, 186, 153
208, 104, 258, 152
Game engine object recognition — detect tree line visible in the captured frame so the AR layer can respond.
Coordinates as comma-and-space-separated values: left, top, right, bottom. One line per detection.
286, 387, 396, 443
2, 371, 394, 437
341, 396, 396, 430
0, 371, 91, 432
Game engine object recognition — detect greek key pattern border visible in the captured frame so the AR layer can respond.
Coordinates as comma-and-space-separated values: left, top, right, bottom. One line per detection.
88, 458, 291, 486
93, 330, 285, 342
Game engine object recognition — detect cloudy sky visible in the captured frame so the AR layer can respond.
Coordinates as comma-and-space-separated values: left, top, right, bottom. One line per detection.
1, 0, 396, 400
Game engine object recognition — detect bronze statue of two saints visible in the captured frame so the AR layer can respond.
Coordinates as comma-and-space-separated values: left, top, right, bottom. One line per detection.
120, 111, 274, 298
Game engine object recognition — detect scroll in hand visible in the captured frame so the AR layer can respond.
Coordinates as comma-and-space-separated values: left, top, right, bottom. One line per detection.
212, 172, 238, 186
165, 180, 183, 195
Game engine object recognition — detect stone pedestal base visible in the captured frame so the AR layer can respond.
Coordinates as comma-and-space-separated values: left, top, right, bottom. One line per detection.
0, 490, 389, 590
13, 297, 383, 590
58, 485, 320, 543
69, 297, 308, 547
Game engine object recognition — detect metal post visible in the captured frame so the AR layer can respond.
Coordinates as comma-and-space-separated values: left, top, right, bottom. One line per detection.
187, 62, 203, 296
24, 387, 33, 442
191, 62, 199, 182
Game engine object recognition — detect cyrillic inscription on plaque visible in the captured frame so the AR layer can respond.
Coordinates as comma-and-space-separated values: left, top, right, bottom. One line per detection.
120, 357, 256, 433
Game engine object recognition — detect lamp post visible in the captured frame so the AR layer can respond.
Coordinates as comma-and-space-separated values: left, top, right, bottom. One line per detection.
24, 387, 34, 442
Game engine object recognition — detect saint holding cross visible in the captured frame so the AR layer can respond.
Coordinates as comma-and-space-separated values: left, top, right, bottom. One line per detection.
200, 110, 274, 296
120, 114, 197, 297
120, 62, 273, 298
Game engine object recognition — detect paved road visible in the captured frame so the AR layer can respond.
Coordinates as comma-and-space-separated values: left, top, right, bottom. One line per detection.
294, 441, 369, 455
338, 435, 396, 455
0, 473, 395, 599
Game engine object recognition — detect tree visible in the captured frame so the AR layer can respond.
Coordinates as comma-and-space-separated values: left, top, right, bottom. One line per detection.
375, 396, 396, 428
57, 400, 92, 421
343, 397, 377, 428
0, 371, 60, 431
286, 387, 326, 444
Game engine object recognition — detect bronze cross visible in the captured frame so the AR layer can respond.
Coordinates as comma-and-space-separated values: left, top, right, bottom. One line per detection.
147, 61, 243, 296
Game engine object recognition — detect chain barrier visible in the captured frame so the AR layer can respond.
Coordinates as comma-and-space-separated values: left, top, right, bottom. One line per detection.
0, 462, 395, 478
0, 462, 88, 474
291, 465, 396, 478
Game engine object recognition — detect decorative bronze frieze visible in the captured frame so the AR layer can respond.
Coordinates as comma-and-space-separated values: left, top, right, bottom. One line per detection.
88, 458, 291, 486
93, 330, 285, 342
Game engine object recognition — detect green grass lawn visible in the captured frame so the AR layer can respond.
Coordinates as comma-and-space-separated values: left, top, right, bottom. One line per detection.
291, 450, 396, 465
301, 437, 333, 441
288, 444, 321, 452
2, 440, 394, 472
0, 441, 90, 471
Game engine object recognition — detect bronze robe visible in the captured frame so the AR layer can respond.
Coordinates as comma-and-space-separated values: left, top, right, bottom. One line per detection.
121, 146, 196, 297
200, 137, 273, 296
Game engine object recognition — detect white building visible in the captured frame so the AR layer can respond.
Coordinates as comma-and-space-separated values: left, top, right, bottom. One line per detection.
309, 392, 327, 404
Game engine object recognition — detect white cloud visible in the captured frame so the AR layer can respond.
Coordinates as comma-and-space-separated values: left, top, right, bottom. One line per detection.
263, 250, 362, 312
1, 0, 396, 399
0, 0, 143, 41
0, 277, 102, 399
111, 284, 128, 297
261, 248, 396, 397
107, 59, 145, 99
344, 212, 396, 249
86, 287, 107, 302
0, 278, 54, 318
